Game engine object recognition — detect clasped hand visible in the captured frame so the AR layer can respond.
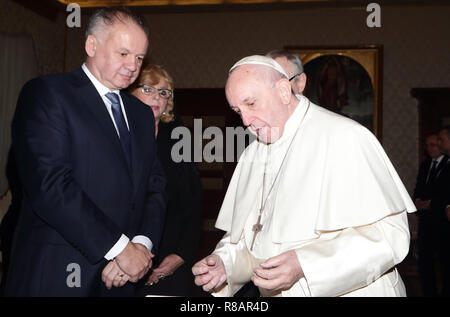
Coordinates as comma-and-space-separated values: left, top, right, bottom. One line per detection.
146, 254, 185, 285
415, 199, 431, 210
252, 250, 303, 292
192, 254, 227, 292
192, 250, 303, 293
102, 242, 154, 289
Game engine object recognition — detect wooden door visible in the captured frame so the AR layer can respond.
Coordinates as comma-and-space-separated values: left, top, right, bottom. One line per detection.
411, 88, 450, 162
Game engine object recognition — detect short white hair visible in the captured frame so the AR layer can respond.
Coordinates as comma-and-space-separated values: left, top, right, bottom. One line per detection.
266, 49, 304, 75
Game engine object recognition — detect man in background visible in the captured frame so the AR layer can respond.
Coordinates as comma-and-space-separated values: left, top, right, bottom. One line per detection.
5, 7, 166, 296
413, 133, 448, 296
266, 49, 306, 96
434, 126, 450, 296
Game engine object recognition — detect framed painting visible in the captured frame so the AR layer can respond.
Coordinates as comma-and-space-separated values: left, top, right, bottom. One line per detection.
286, 45, 383, 140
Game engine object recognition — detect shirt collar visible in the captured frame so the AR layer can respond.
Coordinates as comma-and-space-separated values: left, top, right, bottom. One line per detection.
275, 94, 308, 144
434, 155, 445, 164
81, 63, 120, 98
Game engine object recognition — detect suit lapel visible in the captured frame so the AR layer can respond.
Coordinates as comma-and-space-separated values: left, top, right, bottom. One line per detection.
70, 68, 133, 182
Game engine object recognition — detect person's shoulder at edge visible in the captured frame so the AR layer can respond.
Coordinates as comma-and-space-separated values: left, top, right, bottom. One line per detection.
309, 102, 372, 139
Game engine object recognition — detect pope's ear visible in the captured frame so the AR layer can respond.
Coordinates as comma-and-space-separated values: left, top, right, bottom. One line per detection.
85, 35, 97, 57
276, 78, 292, 104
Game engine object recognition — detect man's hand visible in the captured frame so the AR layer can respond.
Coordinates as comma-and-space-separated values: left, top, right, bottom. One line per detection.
415, 199, 431, 210
192, 254, 227, 292
114, 242, 154, 283
146, 254, 185, 285
252, 250, 304, 292
102, 260, 130, 289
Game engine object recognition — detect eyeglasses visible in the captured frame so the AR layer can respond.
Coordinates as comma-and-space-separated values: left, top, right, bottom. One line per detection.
139, 84, 172, 99
289, 74, 300, 81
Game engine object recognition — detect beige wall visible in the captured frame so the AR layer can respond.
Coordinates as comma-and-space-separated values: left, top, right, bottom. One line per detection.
0, 0, 65, 226
0, 0, 65, 75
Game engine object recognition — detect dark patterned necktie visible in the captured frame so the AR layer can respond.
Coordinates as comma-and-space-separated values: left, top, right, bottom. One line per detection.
105, 92, 131, 171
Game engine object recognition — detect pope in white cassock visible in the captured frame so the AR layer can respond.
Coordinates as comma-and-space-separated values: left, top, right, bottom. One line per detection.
192, 55, 416, 297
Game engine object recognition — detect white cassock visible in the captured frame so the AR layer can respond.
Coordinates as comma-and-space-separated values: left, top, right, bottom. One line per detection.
212, 96, 416, 297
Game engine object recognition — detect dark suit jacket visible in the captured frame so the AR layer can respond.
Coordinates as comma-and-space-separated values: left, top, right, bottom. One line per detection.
430, 157, 450, 220
414, 156, 449, 215
5, 67, 167, 296
0, 147, 23, 295
414, 158, 434, 202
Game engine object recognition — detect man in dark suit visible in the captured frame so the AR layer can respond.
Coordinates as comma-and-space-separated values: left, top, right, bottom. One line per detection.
4, 7, 166, 296
434, 126, 450, 296
413, 133, 448, 296
0, 148, 22, 296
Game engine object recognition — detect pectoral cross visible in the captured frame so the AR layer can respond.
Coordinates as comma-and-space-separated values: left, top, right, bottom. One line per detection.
250, 214, 263, 251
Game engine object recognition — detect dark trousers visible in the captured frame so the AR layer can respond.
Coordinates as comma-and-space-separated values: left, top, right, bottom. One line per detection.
418, 213, 450, 297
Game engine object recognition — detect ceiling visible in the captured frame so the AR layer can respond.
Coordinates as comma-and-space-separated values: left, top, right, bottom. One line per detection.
55, 0, 450, 7
55, 0, 375, 7
11, 0, 450, 21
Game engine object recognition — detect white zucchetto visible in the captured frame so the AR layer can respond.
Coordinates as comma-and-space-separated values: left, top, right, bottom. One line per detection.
229, 55, 289, 79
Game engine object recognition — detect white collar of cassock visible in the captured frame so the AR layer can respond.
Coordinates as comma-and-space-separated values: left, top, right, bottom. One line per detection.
259, 94, 308, 148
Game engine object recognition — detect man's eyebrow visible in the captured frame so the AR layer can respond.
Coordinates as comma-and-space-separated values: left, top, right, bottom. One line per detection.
242, 97, 256, 104
118, 48, 145, 56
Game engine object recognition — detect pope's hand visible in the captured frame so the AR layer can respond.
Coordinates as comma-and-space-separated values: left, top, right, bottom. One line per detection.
252, 250, 304, 292
192, 254, 227, 292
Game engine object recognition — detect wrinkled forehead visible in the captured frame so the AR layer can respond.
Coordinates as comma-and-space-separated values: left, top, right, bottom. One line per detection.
227, 64, 279, 88
226, 66, 274, 106
227, 66, 262, 92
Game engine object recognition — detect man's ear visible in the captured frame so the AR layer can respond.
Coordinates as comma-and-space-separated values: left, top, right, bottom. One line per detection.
276, 78, 292, 104
296, 73, 307, 95
85, 34, 98, 57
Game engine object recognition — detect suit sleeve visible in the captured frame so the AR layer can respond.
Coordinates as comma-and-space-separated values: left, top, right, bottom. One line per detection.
413, 161, 427, 200
12, 78, 123, 264
430, 165, 450, 215
135, 118, 167, 254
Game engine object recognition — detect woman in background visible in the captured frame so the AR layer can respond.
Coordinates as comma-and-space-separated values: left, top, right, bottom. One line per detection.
130, 64, 202, 296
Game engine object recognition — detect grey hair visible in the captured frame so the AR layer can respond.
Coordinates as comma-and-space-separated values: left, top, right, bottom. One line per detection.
266, 49, 304, 75
85, 7, 150, 41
